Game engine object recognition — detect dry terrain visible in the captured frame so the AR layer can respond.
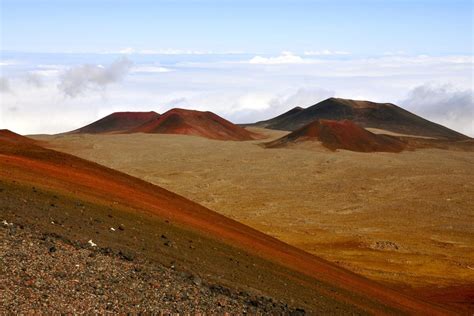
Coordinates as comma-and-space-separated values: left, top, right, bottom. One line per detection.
34, 128, 474, 311
4, 129, 450, 314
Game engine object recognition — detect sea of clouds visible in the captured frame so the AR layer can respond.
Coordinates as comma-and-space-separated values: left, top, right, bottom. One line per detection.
0, 51, 472, 136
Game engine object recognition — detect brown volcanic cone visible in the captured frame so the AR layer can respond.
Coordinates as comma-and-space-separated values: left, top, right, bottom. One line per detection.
253, 97, 469, 140
131, 108, 259, 141
68, 111, 160, 134
267, 119, 407, 152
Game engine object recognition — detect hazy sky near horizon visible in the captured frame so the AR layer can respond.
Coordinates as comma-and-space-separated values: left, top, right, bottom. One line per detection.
1, 0, 473, 135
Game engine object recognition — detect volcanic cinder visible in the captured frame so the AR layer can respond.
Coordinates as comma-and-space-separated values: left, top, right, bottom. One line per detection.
68, 111, 160, 134
265, 119, 407, 153
129, 108, 260, 141
0, 129, 38, 144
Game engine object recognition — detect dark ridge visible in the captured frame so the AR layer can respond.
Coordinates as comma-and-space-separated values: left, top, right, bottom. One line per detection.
253, 97, 469, 141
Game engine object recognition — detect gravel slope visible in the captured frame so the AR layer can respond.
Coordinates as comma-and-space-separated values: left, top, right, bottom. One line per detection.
0, 221, 303, 314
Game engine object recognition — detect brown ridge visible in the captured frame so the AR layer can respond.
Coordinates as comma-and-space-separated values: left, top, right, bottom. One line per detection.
130, 108, 260, 141
67, 111, 160, 134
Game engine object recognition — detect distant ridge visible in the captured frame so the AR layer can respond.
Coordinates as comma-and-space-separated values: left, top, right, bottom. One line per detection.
252, 106, 304, 128
68, 111, 160, 134
252, 97, 469, 141
266, 119, 406, 153
67, 109, 259, 141
129, 108, 260, 141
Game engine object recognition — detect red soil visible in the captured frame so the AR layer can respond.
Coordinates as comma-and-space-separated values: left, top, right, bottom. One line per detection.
409, 285, 474, 314
269, 119, 406, 152
0, 134, 453, 315
130, 108, 259, 141
0, 129, 37, 145
68, 111, 160, 134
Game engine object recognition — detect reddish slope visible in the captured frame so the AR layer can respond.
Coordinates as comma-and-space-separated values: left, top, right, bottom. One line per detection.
0, 129, 37, 145
0, 132, 453, 314
130, 108, 259, 141
267, 119, 407, 152
68, 111, 160, 134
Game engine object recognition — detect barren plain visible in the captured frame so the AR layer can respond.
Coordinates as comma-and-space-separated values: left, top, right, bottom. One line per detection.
34, 127, 474, 310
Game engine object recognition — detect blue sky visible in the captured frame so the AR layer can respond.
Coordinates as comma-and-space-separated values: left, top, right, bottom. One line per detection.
2, 0, 472, 55
0, 0, 473, 135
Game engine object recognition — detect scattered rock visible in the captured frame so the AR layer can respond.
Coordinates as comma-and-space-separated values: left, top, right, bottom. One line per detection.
1, 221, 304, 314
371, 240, 400, 251
118, 250, 134, 261
192, 276, 202, 286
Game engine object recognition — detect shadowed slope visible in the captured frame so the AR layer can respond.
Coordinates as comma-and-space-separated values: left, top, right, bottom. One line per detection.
131, 108, 260, 141
254, 97, 469, 140
266, 120, 407, 153
67, 111, 160, 134
0, 133, 453, 314
251, 106, 304, 128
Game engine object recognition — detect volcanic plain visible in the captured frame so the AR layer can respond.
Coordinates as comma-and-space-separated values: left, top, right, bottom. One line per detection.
3, 129, 455, 314
34, 126, 474, 312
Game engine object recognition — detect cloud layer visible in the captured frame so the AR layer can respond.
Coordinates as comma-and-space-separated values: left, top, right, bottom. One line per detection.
0, 77, 11, 93
401, 84, 473, 136
1, 52, 472, 136
58, 57, 133, 97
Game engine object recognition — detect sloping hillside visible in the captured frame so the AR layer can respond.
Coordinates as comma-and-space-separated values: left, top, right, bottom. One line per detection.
0, 131, 452, 314
130, 108, 259, 141
253, 97, 469, 140
67, 112, 160, 134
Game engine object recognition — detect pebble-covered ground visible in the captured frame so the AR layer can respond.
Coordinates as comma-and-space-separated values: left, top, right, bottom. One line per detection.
0, 221, 304, 314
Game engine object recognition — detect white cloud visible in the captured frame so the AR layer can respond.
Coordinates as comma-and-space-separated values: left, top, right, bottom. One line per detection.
270, 87, 335, 109
58, 57, 133, 97
105, 48, 246, 55
0, 77, 12, 93
0, 60, 17, 67
401, 84, 474, 136
119, 47, 136, 54
2, 52, 472, 136
248, 51, 351, 65
225, 88, 335, 123
249, 51, 309, 65
24, 73, 44, 87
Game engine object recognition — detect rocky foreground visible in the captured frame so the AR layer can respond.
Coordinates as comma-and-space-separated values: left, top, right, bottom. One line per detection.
0, 221, 304, 314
